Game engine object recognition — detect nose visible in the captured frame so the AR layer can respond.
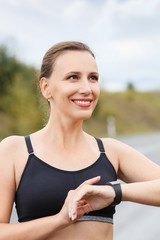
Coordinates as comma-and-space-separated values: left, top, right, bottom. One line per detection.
78, 78, 92, 95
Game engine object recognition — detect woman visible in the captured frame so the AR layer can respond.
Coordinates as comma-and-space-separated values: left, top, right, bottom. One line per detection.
0, 41, 160, 240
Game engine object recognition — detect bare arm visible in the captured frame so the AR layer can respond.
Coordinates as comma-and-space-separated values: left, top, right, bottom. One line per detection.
113, 138, 160, 183
122, 179, 160, 206
0, 214, 67, 240
108, 138, 160, 206
0, 137, 72, 240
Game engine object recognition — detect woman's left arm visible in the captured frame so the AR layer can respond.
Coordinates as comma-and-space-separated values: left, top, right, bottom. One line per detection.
104, 138, 160, 206
103, 138, 160, 183
121, 179, 160, 206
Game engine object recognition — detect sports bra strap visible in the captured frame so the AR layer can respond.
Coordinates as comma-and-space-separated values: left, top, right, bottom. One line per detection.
95, 138, 105, 153
25, 135, 34, 154
25, 136, 104, 154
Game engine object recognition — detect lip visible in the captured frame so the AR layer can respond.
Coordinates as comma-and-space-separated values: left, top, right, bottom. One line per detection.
71, 98, 93, 108
72, 98, 93, 101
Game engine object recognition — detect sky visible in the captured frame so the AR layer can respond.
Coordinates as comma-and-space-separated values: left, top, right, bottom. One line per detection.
0, 0, 160, 91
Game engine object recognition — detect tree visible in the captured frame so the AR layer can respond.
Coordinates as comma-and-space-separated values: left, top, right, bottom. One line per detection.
126, 82, 135, 91
0, 46, 20, 96
0, 44, 46, 138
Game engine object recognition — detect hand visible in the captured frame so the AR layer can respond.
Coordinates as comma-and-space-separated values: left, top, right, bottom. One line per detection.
59, 178, 101, 225
68, 176, 115, 221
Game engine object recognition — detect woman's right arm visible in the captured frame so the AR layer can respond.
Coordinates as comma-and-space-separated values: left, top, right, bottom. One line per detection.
0, 214, 68, 240
0, 137, 72, 240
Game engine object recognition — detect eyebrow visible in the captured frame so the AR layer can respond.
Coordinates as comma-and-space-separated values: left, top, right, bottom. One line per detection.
65, 71, 99, 76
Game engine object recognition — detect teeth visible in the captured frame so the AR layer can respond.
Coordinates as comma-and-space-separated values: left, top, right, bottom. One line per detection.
74, 100, 90, 105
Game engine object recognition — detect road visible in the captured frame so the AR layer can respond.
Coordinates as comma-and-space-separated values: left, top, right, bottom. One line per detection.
114, 132, 160, 240
10, 132, 160, 239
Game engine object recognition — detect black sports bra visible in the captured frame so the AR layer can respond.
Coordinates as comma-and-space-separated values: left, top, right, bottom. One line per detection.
15, 136, 117, 223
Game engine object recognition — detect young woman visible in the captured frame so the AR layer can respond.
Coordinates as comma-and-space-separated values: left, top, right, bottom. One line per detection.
0, 41, 160, 240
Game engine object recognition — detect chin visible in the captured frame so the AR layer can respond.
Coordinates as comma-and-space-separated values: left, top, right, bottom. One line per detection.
74, 112, 93, 121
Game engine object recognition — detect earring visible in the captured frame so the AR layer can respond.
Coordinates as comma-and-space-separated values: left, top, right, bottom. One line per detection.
47, 98, 51, 102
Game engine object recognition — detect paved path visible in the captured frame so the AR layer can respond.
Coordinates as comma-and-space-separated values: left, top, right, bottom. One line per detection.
10, 132, 160, 239
114, 132, 160, 240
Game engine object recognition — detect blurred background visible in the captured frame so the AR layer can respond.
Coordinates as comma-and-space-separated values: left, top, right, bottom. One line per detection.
0, 0, 160, 139
1, 0, 160, 239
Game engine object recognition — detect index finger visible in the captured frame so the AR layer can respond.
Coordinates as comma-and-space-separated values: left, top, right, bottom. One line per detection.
78, 176, 101, 189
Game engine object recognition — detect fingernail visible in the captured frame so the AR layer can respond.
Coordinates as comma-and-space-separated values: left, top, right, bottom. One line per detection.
72, 214, 76, 220
71, 209, 75, 216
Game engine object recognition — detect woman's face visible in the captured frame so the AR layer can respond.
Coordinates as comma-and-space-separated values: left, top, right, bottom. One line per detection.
47, 50, 100, 121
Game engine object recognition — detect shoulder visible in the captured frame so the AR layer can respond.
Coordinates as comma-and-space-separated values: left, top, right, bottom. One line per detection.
101, 137, 131, 152
0, 135, 25, 151
0, 135, 27, 163
100, 137, 133, 163
101, 137, 122, 151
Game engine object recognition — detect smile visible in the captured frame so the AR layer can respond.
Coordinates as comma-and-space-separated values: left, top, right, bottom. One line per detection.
74, 100, 90, 105
72, 99, 93, 107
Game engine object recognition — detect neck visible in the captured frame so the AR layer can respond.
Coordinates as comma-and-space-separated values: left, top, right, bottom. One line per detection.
41, 112, 86, 149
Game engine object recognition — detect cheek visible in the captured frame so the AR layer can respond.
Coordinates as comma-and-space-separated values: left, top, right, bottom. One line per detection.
93, 84, 100, 98
53, 84, 76, 103
62, 83, 80, 97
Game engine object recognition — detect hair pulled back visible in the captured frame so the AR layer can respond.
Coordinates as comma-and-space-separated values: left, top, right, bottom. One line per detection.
39, 41, 95, 80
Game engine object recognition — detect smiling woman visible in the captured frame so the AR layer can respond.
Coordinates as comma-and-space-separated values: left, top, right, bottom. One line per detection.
0, 41, 160, 240
40, 47, 100, 121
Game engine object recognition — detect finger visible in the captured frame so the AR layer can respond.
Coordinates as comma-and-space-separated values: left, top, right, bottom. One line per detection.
67, 190, 76, 219
69, 177, 101, 220
79, 176, 101, 188
77, 203, 91, 215
71, 186, 93, 220
72, 201, 92, 220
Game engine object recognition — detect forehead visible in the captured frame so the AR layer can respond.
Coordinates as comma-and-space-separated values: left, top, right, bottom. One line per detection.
53, 50, 98, 73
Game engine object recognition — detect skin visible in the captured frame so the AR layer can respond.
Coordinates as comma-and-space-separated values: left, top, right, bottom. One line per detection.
0, 50, 160, 240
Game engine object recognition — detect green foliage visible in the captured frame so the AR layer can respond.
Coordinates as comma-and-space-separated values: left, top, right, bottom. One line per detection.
0, 45, 47, 140
0, 46, 20, 96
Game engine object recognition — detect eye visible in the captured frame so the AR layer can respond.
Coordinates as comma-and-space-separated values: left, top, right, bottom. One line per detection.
89, 75, 99, 81
68, 75, 78, 80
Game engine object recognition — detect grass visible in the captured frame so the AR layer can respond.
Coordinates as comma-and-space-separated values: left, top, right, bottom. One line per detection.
83, 90, 160, 137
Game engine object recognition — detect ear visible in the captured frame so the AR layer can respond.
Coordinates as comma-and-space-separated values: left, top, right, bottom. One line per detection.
40, 77, 51, 100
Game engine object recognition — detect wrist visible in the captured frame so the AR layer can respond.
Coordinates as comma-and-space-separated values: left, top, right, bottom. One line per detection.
55, 212, 72, 231
106, 181, 122, 206
120, 183, 128, 201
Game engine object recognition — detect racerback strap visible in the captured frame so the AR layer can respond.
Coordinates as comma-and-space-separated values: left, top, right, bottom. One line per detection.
95, 138, 105, 153
25, 135, 34, 154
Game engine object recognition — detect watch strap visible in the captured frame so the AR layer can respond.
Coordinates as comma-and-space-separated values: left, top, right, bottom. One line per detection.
106, 182, 122, 206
